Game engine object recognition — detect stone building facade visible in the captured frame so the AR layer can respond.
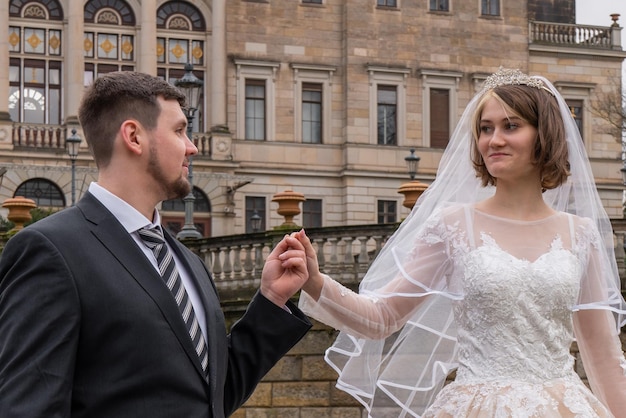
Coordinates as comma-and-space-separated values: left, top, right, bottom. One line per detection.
1, 0, 625, 416
1, 0, 624, 236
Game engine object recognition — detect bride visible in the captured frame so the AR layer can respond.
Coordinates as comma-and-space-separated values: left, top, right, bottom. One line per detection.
289, 68, 626, 417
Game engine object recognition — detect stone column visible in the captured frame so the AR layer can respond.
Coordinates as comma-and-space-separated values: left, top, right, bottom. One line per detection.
65, 0, 84, 126
211, 0, 226, 128
138, 0, 157, 75
0, 1, 11, 124
209, 0, 232, 161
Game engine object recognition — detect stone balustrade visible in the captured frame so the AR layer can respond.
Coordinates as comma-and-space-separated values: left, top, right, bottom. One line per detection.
184, 223, 399, 301
529, 20, 621, 49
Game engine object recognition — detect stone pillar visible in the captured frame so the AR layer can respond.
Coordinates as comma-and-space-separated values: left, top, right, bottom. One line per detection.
209, 0, 233, 161
211, 0, 227, 128
65, 0, 84, 127
138, 0, 157, 75
0, 0, 12, 148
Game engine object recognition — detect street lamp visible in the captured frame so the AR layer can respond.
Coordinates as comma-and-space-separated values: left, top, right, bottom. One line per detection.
398, 148, 427, 210
66, 128, 81, 206
175, 63, 203, 240
250, 210, 262, 232
404, 148, 420, 180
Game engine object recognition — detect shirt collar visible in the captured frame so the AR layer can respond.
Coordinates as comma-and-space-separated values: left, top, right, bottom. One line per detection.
88, 182, 161, 233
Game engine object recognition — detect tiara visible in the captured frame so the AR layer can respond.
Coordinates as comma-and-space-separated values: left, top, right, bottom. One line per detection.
482, 67, 554, 95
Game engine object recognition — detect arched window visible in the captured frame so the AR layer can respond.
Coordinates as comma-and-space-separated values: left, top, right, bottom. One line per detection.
9, 0, 64, 125
15, 178, 65, 207
161, 186, 212, 237
83, 0, 136, 86
156, 1, 207, 134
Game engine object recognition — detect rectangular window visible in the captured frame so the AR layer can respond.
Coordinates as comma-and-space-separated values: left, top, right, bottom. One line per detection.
377, 0, 397, 7
481, 0, 500, 16
430, 0, 449, 11
97, 33, 118, 59
49, 30, 62, 56
303, 199, 323, 228
430, 88, 450, 148
377, 200, 397, 224
246, 196, 266, 233
9, 27, 20, 53
84, 33, 94, 58
566, 99, 584, 139
121, 35, 134, 61
377, 85, 397, 145
23, 28, 45, 54
245, 79, 266, 140
302, 0, 323, 3
22, 59, 46, 124
48, 61, 61, 124
168, 39, 189, 64
156, 38, 166, 63
302, 83, 322, 144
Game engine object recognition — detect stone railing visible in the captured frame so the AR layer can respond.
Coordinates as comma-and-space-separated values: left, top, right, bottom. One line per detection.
185, 219, 626, 302
12, 123, 66, 150
529, 20, 621, 49
184, 223, 400, 298
10, 122, 211, 157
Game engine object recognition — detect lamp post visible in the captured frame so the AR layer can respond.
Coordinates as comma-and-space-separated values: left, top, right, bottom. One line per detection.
66, 128, 81, 206
404, 148, 420, 180
175, 63, 203, 240
250, 210, 262, 232
398, 148, 428, 209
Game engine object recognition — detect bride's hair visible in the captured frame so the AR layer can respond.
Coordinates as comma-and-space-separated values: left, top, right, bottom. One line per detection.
470, 84, 570, 190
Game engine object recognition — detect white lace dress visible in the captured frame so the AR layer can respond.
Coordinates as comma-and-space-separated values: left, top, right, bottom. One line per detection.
299, 205, 626, 417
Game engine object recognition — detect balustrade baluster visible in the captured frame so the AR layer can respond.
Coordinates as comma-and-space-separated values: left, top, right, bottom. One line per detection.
313, 238, 326, 271
253, 243, 264, 277
373, 236, 385, 259
232, 246, 243, 281
342, 237, 354, 267
211, 247, 223, 281
221, 247, 233, 283
243, 244, 254, 280
327, 238, 339, 274
357, 236, 369, 265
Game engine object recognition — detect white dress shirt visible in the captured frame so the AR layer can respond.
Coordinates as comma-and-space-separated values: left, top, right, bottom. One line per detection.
87, 182, 208, 340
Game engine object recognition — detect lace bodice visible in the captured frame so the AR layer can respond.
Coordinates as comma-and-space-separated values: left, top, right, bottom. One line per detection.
454, 233, 580, 384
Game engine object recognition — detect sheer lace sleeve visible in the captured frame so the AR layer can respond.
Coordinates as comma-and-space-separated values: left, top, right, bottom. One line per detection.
298, 209, 453, 340
572, 217, 626, 416
574, 310, 626, 416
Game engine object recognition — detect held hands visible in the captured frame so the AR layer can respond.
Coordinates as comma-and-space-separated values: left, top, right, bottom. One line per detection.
260, 230, 325, 307
260, 233, 309, 307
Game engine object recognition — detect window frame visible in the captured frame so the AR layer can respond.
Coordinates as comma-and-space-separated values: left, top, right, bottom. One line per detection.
245, 196, 267, 233
291, 63, 335, 144
377, 199, 397, 224
234, 59, 279, 141
302, 198, 323, 228
429, 0, 449, 12
554, 81, 595, 153
481, 0, 500, 17
15, 178, 65, 208
367, 66, 409, 146
417, 69, 462, 148
377, 0, 398, 8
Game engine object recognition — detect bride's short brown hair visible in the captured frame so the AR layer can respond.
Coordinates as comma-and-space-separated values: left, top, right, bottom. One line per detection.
470, 84, 570, 190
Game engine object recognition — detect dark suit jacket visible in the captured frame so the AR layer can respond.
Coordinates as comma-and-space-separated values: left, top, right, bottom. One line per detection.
0, 192, 311, 417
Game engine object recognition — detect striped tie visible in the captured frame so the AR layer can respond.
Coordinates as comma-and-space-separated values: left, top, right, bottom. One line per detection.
138, 226, 209, 375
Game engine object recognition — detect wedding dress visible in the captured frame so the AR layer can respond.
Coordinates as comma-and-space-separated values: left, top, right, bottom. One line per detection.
299, 204, 626, 417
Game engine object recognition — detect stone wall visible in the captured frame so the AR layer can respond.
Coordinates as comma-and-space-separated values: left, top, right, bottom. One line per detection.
224, 292, 625, 417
